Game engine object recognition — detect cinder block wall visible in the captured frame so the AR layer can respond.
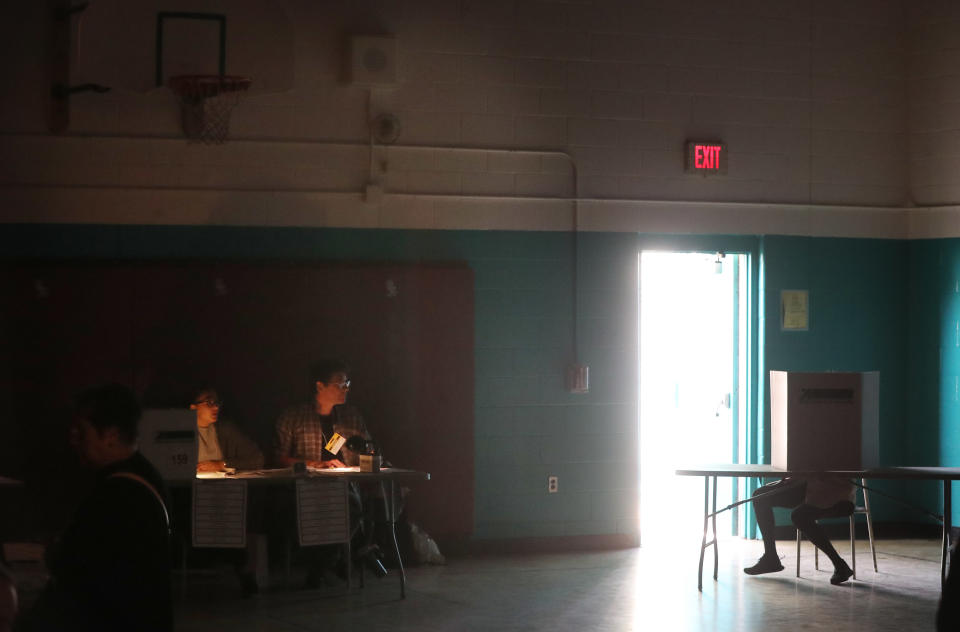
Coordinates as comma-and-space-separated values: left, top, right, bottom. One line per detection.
0, 0, 910, 230
3, 0, 957, 540
908, 1, 960, 206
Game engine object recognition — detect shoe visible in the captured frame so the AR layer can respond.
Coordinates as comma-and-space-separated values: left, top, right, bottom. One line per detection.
743, 555, 784, 576
334, 556, 349, 582
239, 572, 259, 598
305, 568, 344, 589
356, 544, 388, 578
830, 562, 854, 585
304, 569, 323, 589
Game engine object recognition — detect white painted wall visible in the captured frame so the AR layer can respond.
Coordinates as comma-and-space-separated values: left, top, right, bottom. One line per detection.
0, 0, 935, 236
909, 0, 960, 206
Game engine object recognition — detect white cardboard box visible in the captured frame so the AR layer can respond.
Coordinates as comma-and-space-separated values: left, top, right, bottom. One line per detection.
139, 409, 197, 482
770, 371, 879, 470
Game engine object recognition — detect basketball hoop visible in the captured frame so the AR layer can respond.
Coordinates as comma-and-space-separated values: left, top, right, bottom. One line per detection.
168, 75, 251, 144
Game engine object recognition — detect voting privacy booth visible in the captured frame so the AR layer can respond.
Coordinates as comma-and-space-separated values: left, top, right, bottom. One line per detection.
770, 371, 880, 470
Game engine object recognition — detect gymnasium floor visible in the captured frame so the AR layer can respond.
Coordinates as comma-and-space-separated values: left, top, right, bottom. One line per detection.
175, 537, 945, 631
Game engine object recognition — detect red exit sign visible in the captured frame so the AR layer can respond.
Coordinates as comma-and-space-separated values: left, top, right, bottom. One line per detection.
685, 141, 727, 175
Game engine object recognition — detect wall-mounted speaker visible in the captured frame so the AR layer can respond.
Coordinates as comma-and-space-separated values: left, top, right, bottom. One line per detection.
349, 35, 398, 87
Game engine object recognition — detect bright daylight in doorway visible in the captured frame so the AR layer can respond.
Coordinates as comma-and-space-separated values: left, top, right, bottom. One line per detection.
639, 251, 747, 546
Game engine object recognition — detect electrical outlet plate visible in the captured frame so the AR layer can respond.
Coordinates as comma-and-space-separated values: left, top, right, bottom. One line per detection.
548, 475, 558, 493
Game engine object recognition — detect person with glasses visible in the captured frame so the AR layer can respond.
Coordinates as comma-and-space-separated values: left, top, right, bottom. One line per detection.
273, 359, 384, 585
273, 359, 372, 470
190, 388, 264, 473
187, 387, 265, 596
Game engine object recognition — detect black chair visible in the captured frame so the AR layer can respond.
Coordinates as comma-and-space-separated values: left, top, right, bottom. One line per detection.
795, 478, 877, 579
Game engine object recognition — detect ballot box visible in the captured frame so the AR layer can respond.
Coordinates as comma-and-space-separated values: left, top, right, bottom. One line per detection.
770, 371, 879, 470
139, 409, 197, 482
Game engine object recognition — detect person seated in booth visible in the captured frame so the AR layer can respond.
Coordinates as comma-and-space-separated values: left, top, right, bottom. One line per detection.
743, 475, 855, 585
188, 387, 265, 596
191, 387, 264, 473
274, 359, 387, 581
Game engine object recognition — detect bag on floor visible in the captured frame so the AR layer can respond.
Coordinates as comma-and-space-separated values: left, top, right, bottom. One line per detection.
409, 522, 445, 565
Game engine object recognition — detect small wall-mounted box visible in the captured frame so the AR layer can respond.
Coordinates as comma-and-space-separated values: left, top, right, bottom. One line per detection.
349, 35, 398, 87
770, 371, 879, 470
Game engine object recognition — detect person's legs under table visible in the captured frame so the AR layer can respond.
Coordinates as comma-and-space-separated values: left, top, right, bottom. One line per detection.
791, 500, 854, 585
351, 483, 388, 579
744, 478, 806, 575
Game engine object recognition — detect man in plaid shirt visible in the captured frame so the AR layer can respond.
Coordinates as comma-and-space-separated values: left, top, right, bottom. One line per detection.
274, 359, 372, 468
273, 359, 388, 579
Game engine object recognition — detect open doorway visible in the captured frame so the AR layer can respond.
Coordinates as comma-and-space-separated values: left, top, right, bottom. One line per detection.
639, 251, 749, 545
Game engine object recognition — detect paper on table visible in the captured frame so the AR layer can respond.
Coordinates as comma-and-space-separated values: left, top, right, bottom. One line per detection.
306, 465, 358, 473
295, 478, 350, 546
192, 479, 247, 548
195, 467, 236, 479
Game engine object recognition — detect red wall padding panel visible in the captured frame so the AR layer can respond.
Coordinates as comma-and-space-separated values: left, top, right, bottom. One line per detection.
0, 261, 474, 538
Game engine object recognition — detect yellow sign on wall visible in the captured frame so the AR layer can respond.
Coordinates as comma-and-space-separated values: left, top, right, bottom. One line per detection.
781, 290, 809, 331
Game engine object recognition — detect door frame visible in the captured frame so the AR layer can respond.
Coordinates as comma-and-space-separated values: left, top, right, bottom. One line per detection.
636, 234, 763, 538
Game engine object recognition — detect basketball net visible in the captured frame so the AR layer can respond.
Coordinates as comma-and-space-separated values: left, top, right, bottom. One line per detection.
168, 75, 251, 144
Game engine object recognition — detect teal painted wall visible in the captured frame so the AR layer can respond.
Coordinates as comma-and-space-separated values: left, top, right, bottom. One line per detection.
2, 225, 952, 537
907, 239, 960, 526
762, 236, 933, 524
473, 231, 641, 539
0, 225, 641, 541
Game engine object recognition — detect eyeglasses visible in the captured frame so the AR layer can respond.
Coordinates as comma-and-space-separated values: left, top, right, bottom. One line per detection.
326, 380, 351, 390
194, 398, 222, 407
